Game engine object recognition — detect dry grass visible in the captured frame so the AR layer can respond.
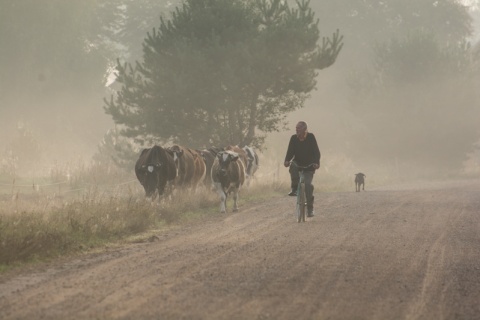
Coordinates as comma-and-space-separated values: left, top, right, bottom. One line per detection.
0, 170, 289, 271
0, 189, 154, 268
1, 151, 433, 271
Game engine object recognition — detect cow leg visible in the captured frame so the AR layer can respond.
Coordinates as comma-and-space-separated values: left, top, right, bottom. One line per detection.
149, 189, 158, 200
157, 180, 167, 199
246, 174, 256, 187
232, 188, 239, 212
214, 183, 227, 213
220, 191, 227, 213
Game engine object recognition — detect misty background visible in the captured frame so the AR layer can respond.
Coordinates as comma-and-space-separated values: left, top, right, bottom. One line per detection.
1, 0, 479, 183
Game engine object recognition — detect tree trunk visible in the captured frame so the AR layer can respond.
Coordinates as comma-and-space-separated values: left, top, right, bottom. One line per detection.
244, 93, 259, 146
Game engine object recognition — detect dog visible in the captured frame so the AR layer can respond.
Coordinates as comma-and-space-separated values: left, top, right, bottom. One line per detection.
355, 173, 366, 192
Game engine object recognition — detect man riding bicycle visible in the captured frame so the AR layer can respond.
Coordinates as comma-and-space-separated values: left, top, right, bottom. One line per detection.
284, 121, 321, 217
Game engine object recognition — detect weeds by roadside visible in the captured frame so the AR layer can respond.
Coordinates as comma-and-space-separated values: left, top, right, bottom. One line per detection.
0, 177, 290, 272
1, 150, 455, 272
0, 191, 155, 269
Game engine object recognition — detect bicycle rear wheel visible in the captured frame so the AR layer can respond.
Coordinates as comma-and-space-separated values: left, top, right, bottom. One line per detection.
297, 183, 306, 223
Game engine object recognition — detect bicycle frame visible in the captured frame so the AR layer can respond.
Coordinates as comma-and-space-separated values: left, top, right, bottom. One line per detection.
290, 161, 314, 223
296, 171, 307, 223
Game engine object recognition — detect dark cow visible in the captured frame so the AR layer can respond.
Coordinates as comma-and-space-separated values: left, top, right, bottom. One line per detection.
168, 145, 206, 189
211, 150, 246, 213
243, 145, 259, 185
355, 173, 366, 192
135, 145, 176, 199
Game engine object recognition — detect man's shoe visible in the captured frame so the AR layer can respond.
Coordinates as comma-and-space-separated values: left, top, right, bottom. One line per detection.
307, 211, 314, 217
288, 191, 297, 196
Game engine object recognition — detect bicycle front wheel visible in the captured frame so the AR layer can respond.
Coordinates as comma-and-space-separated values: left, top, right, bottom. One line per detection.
297, 183, 306, 223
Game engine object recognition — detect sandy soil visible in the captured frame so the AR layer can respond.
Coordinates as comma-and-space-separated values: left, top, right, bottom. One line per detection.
1, 179, 479, 320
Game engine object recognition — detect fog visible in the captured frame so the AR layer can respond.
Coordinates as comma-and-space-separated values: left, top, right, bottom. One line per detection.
265, 1, 480, 180
1, 1, 479, 182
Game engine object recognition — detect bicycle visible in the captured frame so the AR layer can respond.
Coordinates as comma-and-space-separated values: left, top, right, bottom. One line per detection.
290, 161, 315, 223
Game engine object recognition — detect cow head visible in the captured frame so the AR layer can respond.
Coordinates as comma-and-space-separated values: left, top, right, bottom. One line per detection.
197, 150, 208, 163
167, 145, 186, 178
216, 151, 239, 177
139, 161, 163, 197
197, 149, 214, 163
169, 145, 184, 160
168, 145, 185, 169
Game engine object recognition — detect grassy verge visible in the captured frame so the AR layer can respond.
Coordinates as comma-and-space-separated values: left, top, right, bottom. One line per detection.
0, 179, 289, 272
0, 194, 153, 271
1, 165, 433, 273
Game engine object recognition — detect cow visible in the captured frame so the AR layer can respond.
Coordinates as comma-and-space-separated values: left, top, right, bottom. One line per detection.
197, 147, 221, 187
243, 145, 259, 185
355, 173, 366, 192
211, 150, 246, 213
191, 148, 207, 188
167, 145, 206, 189
135, 145, 177, 199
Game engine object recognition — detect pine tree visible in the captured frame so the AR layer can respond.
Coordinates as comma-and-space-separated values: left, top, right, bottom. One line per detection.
105, 0, 343, 148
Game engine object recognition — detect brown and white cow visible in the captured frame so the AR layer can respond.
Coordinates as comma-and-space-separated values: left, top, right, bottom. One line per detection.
191, 148, 207, 188
196, 147, 222, 187
135, 145, 177, 199
211, 150, 246, 213
167, 145, 206, 190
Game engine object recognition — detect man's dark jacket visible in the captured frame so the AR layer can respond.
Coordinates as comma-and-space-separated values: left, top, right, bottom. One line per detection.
284, 133, 321, 172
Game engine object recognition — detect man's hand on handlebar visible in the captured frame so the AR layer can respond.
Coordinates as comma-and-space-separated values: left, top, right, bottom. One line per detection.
284, 161, 290, 167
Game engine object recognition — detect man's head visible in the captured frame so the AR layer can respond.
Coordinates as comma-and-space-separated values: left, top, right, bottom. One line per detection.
296, 121, 308, 139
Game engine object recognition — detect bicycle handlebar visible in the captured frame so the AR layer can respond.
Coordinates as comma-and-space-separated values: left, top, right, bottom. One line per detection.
289, 161, 316, 169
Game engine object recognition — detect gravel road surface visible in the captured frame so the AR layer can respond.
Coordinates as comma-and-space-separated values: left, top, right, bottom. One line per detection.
1, 179, 479, 319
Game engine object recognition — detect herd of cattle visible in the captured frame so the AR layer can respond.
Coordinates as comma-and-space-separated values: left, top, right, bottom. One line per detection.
134, 144, 259, 213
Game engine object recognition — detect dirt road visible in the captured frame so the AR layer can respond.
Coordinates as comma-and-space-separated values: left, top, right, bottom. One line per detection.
1, 179, 479, 320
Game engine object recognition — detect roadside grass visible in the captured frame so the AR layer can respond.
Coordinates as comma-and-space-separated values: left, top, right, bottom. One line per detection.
0, 190, 153, 270
2, 154, 451, 272
0, 157, 392, 272
0, 175, 291, 272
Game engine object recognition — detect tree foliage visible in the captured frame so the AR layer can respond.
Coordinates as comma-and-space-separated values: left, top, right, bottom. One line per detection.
304, 0, 478, 174
0, 1, 111, 106
347, 30, 480, 172
92, 128, 139, 171
97, 0, 181, 64
105, 0, 343, 148
310, 0, 472, 63
0, 0, 123, 161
